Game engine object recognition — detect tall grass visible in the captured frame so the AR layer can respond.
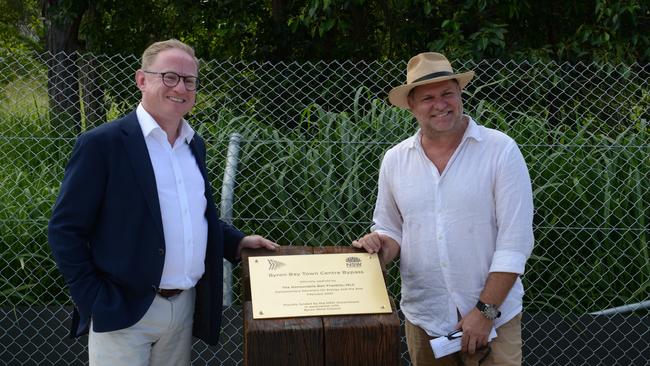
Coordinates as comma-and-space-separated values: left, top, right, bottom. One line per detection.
199, 96, 648, 314
1, 90, 648, 316
0, 119, 70, 304
473, 101, 649, 314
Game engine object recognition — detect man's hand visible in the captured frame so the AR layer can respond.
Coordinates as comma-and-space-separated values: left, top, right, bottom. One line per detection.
351, 232, 399, 267
455, 272, 517, 354
456, 308, 493, 354
237, 235, 279, 258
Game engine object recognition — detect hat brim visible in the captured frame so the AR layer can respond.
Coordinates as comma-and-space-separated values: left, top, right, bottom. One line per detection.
387, 71, 475, 109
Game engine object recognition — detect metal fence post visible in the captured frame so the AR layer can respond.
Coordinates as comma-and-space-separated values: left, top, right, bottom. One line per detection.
589, 300, 650, 316
221, 133, 243, 306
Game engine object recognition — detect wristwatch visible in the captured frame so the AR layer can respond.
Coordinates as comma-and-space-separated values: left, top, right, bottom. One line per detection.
476, 300, 501, 320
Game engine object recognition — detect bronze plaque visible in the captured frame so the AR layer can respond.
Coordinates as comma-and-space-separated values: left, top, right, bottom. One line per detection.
248, 253, 392, 319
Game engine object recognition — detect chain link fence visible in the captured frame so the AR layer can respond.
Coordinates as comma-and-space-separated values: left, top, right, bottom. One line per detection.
0, 49, 648, 365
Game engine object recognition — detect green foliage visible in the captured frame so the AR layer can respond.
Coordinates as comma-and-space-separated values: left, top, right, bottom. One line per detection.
1, 96, 648, 312
473, 104, 650, 314
0, 113, 70, 304
6, 0, 648, 62
554, 0, 650, 63
201, 97, 414, 248
6, 1, 648, 135
428, 0, 650, 63
1, 48, 647, 315
286, 0, 650, 63
0, 0, 43, 52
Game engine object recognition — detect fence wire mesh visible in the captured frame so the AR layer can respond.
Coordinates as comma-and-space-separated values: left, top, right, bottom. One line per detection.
0, 49, 648, 365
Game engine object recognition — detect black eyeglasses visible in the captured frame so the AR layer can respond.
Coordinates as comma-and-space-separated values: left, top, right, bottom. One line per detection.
446, 329, 462, 340
143, 71, 199, 91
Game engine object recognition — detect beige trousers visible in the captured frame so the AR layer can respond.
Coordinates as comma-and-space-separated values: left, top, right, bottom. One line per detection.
405, 313, 523, 366
88, 288, 195, 366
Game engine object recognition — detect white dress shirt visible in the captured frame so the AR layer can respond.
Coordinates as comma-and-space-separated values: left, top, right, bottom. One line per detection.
372, 116, 534, 336
137, 104, 208, 290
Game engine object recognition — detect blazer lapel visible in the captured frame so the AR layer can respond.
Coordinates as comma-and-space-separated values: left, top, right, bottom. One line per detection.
120, 112, 165, 237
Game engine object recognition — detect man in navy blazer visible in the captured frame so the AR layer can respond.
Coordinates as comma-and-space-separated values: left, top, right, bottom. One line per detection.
48, 39, 278, 365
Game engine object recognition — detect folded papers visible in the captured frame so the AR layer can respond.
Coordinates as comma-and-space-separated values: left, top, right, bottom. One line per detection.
429, 328, 497, 358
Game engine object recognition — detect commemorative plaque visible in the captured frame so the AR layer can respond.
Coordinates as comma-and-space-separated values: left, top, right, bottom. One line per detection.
248, 252, 391, 319
242, 246, 400, 366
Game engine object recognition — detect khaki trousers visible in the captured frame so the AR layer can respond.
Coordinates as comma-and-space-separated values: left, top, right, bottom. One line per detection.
88, 288, 195, 366
405, 313, 523, 366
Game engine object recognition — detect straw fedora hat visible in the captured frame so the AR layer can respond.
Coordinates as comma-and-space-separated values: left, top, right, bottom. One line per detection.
388, 52, 474, 109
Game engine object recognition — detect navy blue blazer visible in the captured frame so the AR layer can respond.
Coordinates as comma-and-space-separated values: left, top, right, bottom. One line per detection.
48, 110, 244, 345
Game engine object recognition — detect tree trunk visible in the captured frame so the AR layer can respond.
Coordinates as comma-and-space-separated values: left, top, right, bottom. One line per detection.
270, 0, 290, 61
79, 3, 106, 129
42, 0, 87, 137
80, 54, 106, 128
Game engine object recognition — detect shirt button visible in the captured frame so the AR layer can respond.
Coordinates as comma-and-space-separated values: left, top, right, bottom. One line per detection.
158, 248, 165, 255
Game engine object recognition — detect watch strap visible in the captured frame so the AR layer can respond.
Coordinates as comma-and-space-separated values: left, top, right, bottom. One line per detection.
476, 300, 501, 320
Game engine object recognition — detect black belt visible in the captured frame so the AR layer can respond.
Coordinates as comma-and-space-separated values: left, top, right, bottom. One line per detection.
157, 288, 183, 298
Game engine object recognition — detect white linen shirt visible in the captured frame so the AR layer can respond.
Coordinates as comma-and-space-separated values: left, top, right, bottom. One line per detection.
372, 116, 534, 337
137, 104, 208, 290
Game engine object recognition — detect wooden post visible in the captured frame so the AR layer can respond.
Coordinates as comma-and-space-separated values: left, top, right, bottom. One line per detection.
242, 246, 400, 366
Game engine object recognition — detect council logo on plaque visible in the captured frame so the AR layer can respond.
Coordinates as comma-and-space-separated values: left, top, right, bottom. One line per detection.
267, 259, 286, 270
345, 256, 362, 268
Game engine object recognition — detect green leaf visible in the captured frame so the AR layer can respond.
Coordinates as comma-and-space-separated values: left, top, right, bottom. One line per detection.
321, 18, 336, 33
424, 2, 432, 15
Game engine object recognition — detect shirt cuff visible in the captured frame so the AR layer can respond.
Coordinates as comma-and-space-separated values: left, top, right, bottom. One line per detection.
372, 229, 402, 246
489, 250, 528, 274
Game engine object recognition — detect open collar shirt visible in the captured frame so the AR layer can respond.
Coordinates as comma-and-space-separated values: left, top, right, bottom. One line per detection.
137, 104, 208, 290
372, 116, 534, 336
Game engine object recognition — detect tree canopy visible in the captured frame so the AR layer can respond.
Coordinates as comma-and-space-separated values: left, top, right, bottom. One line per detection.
2, 0, 648, 63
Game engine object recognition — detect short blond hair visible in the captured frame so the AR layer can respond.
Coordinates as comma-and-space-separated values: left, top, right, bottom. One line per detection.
141, 39, 199, 70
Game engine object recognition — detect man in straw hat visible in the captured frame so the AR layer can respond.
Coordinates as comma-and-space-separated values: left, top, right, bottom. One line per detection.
353, 52, 534, 365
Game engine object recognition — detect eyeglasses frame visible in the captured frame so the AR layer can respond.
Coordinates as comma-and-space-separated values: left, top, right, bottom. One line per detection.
142, 70, 199, 91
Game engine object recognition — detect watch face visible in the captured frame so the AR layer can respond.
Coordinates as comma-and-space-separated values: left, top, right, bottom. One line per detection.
477, 301, 500, 320
483, 306, 498, 319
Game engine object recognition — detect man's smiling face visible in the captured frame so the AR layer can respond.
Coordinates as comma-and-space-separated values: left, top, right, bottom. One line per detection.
137, 48, 197, 126
407, 79, 465, 138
